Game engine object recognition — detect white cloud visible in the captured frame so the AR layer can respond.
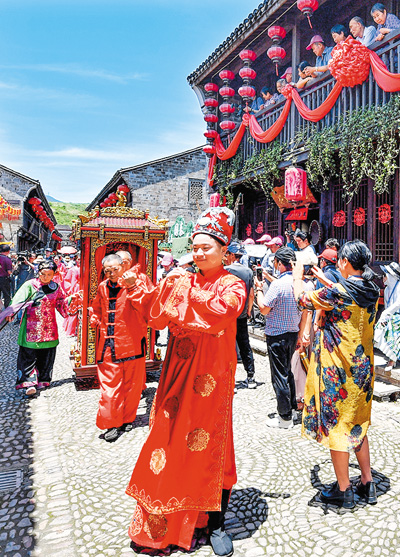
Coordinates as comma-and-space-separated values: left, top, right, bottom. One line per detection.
0, 64, 148, 84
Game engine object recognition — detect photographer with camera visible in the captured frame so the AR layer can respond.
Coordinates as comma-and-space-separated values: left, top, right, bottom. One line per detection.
13, 252, 36, 293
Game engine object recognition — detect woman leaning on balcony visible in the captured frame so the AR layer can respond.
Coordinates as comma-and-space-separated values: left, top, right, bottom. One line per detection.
371, 2, 400, 42
292, 240, 380, 509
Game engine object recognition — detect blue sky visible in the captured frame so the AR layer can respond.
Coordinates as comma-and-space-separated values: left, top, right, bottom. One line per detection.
0, 0, 256, 202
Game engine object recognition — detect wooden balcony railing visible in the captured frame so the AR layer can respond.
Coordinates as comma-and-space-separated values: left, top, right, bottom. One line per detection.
221, 30, 400, 162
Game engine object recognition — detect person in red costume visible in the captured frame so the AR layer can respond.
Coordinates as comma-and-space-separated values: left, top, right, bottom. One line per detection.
90, 253, 152, 443
63, 253, 81, 337
122, 207, 247, 557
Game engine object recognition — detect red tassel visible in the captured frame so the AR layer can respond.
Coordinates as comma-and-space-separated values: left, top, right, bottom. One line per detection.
307, 15, 313, 28
275, 64, 278, 76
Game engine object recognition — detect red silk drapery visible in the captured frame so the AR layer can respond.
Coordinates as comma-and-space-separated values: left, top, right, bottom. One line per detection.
214, 121, 247, 159
208, 153, 216, 187
248, 98, 292, 142
369, 50, 400, 92
288, 82, 343, 122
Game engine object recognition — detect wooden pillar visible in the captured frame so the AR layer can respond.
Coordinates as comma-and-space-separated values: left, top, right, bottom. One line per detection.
290, 22, 301, 142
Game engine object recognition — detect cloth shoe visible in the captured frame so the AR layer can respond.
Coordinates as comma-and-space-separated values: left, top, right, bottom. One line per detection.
247, 378, 257, 389
26, 387, 37, 396
320, 482, 355, 509
355, 480, 377, 505
104, 427, 120, 442
209, 528, 233, 557
266, 416, 294, 429
122, 422, 134, 432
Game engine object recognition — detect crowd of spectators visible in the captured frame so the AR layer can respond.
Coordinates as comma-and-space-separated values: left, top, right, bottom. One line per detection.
250, 3, 400, 118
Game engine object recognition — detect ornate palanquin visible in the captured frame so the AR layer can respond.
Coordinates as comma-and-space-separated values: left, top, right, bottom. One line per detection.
70, 202, 168, 389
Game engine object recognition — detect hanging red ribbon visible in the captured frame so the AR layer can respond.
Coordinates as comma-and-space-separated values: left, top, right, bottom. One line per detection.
369, 51, 400, 92
248, 98, 292, 142
207, 153, 216, 186
287, 82, 343, 122
214, 121, 247, 160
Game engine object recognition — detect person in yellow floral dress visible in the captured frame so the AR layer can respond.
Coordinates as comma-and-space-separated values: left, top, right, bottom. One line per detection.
292, 240, 380, 509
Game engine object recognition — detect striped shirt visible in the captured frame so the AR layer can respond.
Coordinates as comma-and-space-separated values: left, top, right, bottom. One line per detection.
262, 271, 302, 336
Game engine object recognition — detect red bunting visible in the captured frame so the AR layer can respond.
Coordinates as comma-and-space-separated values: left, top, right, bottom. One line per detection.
247, 99, 292, 142
287, 82, 343, 122
370, 51, 400, 92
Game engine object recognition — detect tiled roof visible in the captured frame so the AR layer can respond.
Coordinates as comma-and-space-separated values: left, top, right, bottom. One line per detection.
83, 216, 165, 230
187, 1, 272, 86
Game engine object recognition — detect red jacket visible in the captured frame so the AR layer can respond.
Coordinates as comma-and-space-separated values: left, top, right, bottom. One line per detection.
90, 270, 154, 362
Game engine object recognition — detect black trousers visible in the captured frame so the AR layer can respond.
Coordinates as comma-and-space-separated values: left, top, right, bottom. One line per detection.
266, 331, 298, 420
236, 318, 255, 378
16, 345, 57, 389
0, 276, 11, 307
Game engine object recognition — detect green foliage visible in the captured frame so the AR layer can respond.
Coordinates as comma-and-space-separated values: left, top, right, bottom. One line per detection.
49, 202, 88, 226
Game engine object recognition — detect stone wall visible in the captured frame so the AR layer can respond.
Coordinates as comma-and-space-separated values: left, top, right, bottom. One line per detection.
121, 148, 208, 222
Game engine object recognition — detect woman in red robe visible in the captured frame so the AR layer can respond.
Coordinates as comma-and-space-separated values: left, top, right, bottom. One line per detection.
63, 255, 81, 337
123, 207, 246, 556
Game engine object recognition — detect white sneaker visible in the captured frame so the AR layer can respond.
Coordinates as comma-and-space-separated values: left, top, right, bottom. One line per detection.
26, 386, 37, 396
266, 416, 294, 429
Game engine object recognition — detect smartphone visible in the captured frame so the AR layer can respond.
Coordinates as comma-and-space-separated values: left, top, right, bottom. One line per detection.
256, 267, 263, 281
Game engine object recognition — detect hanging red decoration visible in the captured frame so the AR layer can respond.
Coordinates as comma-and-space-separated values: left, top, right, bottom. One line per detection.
204, 98, 219, 108
219, 103, 235, 114
353, 207, 366, 226
204, 129, 218, 139
378, 204, 391, 224
284, 167, 307, 201
268, 26, 286, 43
239, 50, 257, 64
204, 114, 218, 123
333, 210, 346, 227
204, 83, 219, 93
256, 222, 264, 234
238, 85, 256, 100
297, 0, 319, 28
219, 86, 235, 98
117, 184, 130, 193
203, 145, 216, 156
220, 120, 236, 131
267, 46, 286, 75
239, 67, 257, 80
329, 37, 371, 87
245, 223, 252, 237
219, 70, 235, 83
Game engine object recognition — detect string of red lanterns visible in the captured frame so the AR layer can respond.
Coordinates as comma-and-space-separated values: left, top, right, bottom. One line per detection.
238, 49, 257, 105
203, 82, 219, 158
219, 69, 236, 131
99, 184, 130, 208
27, 197, 55, 230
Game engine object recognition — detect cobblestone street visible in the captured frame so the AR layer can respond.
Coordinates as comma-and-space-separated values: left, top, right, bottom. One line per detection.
1, 320, 400, 557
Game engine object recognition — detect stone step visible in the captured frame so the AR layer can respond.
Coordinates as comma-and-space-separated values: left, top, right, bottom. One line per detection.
373, 379, 400, 402
249, 336, 267, 356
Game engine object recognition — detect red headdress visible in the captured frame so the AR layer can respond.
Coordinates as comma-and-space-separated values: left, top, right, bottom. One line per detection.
192, 207, 235, 246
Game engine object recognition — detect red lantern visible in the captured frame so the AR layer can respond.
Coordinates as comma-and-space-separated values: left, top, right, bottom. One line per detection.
203, 145, 216, 157
239, 49, 257, 64
268, 26, 286, 43
204, 98, 218, 108
238, 85, 255, 100
204, 114, 218, 123
219, 103, 235, 114
209, 193, 220, 207
353, 207, 366, 227
219, 70, 235, 82
117, 184, 130, 193
219, 86, 235, 98
204, 82, 219, 93
109, 193, 118, 204
297, 0, 319, 28
220, 120, 236, 131
332, 211, 346, 227
267, 46, 286, 75
239, 67, 257, 80
284, 168, 307, 201
204, 129, 218, 139
378, 204, 391, 224
100, 202, 106, 208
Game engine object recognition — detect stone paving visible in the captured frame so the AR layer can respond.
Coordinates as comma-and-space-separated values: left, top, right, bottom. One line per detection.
1, 320, 400, 557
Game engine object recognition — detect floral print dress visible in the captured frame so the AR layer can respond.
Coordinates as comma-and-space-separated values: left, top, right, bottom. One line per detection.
298, 284, 377, 452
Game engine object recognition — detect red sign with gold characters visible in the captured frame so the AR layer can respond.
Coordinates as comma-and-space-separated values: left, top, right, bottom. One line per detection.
286, 208, 308, 221
284, 167, 307, 202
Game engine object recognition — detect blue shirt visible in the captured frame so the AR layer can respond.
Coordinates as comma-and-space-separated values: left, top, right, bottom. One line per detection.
356, 26, 377, 47
316, 46, 333, 68
316, 264, 341, 290
262, 271, 302, 336
377, 13, 400, 32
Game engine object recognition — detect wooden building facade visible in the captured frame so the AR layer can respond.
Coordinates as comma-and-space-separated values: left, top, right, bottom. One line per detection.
188, 0, 400, 265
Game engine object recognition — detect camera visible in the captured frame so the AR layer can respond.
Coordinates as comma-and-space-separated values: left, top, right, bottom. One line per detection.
17, 251, 29, 262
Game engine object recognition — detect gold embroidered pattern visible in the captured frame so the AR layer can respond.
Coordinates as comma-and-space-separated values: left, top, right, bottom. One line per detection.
190, 288, 214, 303
149, 391, 157, 431
150, 448, 166, 475
187, 428, 210, 452
222, 293, 239, 309
193, 374, 216, 397
144, 514, 168, 540
220, 274, 240, 286
129, 505, 143, 538
164, 396, 179, 419
176, 337, 195, 359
